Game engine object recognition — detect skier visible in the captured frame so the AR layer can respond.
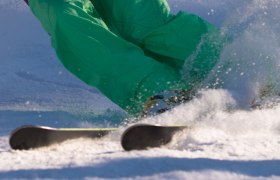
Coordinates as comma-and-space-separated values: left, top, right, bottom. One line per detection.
23, 0, 225, 116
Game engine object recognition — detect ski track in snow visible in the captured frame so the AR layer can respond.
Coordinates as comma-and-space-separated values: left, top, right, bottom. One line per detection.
1, 0, 280, 179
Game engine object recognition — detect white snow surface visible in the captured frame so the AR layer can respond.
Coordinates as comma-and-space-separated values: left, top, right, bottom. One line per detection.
1, 0, 280, 179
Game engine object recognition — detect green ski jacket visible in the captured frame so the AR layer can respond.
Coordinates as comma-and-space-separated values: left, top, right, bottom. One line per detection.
29, 0, 224, 115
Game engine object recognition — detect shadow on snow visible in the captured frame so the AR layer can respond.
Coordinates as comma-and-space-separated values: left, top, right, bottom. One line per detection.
0, 157, 279, 178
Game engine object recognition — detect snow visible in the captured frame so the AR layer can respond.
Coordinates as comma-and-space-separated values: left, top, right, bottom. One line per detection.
1, 0, 280, 179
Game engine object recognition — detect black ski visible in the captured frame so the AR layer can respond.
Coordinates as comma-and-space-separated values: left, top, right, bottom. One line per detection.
10, 124, 190, 151
121, 124, 190, 151
9, 125, 117, 150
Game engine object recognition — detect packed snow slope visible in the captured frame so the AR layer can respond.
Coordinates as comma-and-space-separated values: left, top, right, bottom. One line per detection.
1, 0, 280, 179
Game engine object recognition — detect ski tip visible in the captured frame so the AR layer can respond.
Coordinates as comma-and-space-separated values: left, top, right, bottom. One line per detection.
121, 124, 190, 151
9, 125, 54, 150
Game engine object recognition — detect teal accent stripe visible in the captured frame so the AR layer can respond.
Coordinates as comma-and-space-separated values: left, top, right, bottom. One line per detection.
58, 128, 118, 131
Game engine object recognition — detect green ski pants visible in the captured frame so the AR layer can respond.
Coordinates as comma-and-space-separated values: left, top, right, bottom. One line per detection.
28, 0, 223, 115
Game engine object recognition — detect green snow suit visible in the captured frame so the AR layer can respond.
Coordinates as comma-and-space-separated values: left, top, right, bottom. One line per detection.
28, 0, 224, 115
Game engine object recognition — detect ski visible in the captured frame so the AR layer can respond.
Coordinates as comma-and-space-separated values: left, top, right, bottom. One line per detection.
121, 124, 190, 151
10, 124, 190, 151
9, 125, 117, 150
